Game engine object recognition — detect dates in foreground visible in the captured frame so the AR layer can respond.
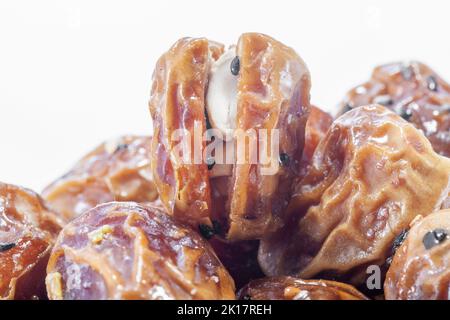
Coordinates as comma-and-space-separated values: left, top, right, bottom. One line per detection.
46, 202, 235, 300
259, 105, 450, 286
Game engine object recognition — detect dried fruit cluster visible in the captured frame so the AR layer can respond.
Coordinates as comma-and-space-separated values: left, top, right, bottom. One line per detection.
1, 33, 449, 300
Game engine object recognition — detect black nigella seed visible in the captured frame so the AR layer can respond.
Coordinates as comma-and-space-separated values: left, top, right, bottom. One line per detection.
199, 224, 215, 239
279, 153, 290, 167
423, 228, 448, 250
392, 229, 409, 255
114, 143, 129, 153
206, 157, 216, 170
373, 95, 394, 107
401, 65, 413, 81
230, 56, 240, 76
0, 242, 16, 252
427, 76, 438, 92
399, 108, 412, 121
342, 103, 353, 114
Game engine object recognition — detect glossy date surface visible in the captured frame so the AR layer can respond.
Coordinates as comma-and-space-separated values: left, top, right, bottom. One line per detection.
384, 209, 450, 300
0, 182, 62, 300
46, 202, 235, 300
259, 105, 450, 285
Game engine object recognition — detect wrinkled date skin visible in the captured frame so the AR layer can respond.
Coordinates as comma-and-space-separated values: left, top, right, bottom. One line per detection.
385, 209, 450, 300
0, 182, 62, 300
259, 105, 450, 286
43, 136, 159, 223
237, 276, 368, 300
46, 202, 235, 300
149, 33, 310, 240
300, 105, 333, 172
338, 61, 450, 157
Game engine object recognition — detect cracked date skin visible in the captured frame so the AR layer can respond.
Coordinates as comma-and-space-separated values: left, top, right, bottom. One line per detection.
338, 61, 450, 157
259, 105, 450, 286
384, 209, 450, 300
237, 276, 368, 300
0, 182, 62, 300
46, 202, 235, 300
43, 136, 159, 223
149, 33, 310, 240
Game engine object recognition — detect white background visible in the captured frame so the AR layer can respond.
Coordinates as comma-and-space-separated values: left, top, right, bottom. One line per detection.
1, 0, 449, 191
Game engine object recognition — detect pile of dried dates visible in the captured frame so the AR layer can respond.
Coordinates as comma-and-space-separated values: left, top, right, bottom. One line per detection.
1, 33, 449, 300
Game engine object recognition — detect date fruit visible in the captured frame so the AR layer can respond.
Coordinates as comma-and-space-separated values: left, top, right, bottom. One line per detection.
43, 136, 159, 223
149, 33, 310, 240
384, 209, 450, 300
46, 202, 235, 300
237, 276, 367, 300
0, 182, 62, 299
259, 105, 450, 286
338, 61, 450, 157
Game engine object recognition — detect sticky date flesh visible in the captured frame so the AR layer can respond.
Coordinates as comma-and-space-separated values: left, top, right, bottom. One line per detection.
237, 276, 367, 300
259, 105, 450, 286
46, 202, 235, 300
43, 136, 159, 223
338, 61, 450, 157
0, 182, 62, 300
384, 209, 450, 300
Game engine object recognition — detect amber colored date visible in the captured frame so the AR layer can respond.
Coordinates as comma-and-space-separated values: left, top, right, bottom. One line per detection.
0, 182, 62, 300
259, 105, 450, 286
384, 209, 450, 300
46, 202, 235, 300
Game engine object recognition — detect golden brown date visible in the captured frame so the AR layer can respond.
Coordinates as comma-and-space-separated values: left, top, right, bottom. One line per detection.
300, 105, 333, 173
384, 209, 450, 300
0, 182, 62, 300
259, 105, 450, 286
339, 61, 450, 157
46, 202, 235, 300
43, 136, 158, 223
237, 276, 367, 300
149, 33, 310, 240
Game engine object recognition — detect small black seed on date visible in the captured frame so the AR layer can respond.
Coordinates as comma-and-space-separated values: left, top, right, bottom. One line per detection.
199, 224, 215, 239
230, 56, 240, 76
423, 228, 448, 250
0, 242, 16, 252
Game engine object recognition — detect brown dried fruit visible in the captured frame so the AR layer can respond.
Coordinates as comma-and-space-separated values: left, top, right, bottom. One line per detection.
338, 61, 450, 157
237, 276, 368, 300
149, 33, 310, 240
0, 182, 62, 300
384, 209, 450, 300
300, 105, 333, 170
259, 105, 450, 286
46, 202, 235, 300
43, 136, 159, 223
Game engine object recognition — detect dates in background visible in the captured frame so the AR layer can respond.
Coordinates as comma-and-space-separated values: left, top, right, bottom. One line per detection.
339, 61, 450, 157
0, 182, 62, 300
43, 136, 159, 223
149, 33, 310, 240
259, 105, 450, 286
46, 202, 235, 300
384, 209, 450, 300
237, 276, 367, 300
